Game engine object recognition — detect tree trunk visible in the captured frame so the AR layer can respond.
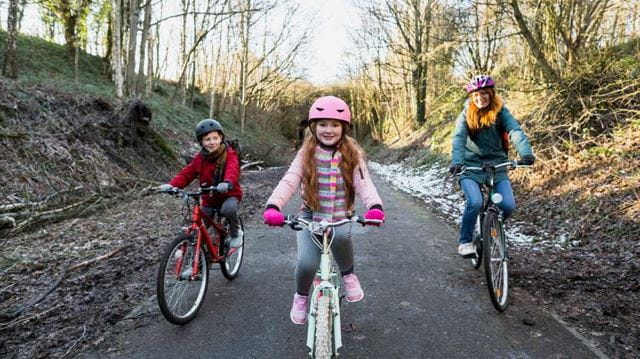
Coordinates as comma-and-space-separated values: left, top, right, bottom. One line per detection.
111, 0, 125, 98
106, 13, 113, 60
145, 28, 155, 97
16, 0, 27, 32
126, 0, 141, 96
62, 15, 77, 57
178, 0, 189, 104
2, 0, 20, 79
137, 0, 152, 95
239, 0, 251, 133
208, 29, 223, 118
188, 0, 197, 106
74, 33, 79, 83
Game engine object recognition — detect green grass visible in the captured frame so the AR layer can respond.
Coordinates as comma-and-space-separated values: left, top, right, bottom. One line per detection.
0, 30, 114, 96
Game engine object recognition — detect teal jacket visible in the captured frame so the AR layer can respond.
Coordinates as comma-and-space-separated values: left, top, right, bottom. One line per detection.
451, 100, 534, 184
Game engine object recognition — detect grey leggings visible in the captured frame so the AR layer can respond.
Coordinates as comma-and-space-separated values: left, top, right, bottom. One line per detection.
295, 224, 354, 295
202, 196, 240, 237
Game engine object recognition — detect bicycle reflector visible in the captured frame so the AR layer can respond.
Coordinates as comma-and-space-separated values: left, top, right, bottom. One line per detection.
491, 193, 503, 204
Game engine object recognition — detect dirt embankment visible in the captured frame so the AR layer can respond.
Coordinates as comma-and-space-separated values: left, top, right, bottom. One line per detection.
0, 80, 295, 358
0, 81, 182, 357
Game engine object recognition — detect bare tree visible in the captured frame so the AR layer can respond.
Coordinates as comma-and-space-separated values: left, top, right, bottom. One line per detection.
178, 0, 190, 104
359, 0, 438, 125
456, 1, 508, 75
508, 0, 613, 85
234, 0, 307, 132
137, 0, 152, 95
2, 0, 20, 79
111, 0, 125, 98
125, 0, 141, 96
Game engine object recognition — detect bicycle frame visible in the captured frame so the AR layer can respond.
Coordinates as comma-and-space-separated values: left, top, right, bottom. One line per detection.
168, 187, 238, 281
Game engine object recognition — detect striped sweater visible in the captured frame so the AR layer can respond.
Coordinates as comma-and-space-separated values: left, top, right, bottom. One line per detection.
314, 147, 346, 222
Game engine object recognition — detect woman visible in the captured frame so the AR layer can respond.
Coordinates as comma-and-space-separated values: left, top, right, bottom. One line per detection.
450, 75, 535, 256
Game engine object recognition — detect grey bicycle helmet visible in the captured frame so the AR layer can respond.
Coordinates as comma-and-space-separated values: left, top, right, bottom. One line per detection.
195, 118, 224, 140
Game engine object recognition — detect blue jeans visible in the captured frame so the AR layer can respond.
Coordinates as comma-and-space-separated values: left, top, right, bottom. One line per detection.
459, 178, 516, 244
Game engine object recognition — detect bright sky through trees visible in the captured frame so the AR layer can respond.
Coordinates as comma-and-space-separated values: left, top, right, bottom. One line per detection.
296, 0, 360, 85
2, 0, 361, 86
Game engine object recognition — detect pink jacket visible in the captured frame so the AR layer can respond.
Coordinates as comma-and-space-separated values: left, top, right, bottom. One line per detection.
267, 148, 383, 212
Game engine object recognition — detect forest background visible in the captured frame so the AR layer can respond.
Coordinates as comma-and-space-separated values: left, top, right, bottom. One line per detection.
0, 0, 638, 358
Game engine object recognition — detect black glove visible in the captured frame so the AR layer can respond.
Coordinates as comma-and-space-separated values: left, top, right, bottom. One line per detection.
157, 184, 176, 192
216, 181, 232, 193
518, 156, 535, 166
449, 164, 463, 175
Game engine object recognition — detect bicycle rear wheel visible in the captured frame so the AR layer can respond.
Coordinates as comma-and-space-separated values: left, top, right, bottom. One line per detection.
157, 234, 209, 324
220, 216, 245, 280
314, 295, 333, 358
482, 211, 508, 311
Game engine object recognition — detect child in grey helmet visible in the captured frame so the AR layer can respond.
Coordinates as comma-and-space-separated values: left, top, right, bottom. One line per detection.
159, 119, 244, 247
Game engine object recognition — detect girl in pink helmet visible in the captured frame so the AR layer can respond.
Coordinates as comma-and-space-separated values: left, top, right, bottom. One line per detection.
263, 95, 385, 324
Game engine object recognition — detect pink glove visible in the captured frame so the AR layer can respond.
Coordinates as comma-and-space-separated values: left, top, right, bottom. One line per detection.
364, 208, 384, 225
263, 208, 285, 226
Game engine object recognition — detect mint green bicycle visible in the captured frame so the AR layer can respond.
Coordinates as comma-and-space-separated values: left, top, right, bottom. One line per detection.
284, 215, 381, 358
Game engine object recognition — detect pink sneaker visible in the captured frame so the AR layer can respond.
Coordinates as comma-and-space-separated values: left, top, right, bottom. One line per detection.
343, 273, 364, 302
290, 293, 309, 325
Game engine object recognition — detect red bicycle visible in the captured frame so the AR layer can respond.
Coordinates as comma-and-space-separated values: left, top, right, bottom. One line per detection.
155, 185, 245, 325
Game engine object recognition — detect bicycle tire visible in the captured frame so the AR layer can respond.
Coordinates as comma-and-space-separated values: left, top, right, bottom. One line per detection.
470, 233, 483, 269
470, 213, 483, 269
482, 211, 508, 311
314, 295, 333, 358
220, 216, 245, 280
157, 233, 209, 325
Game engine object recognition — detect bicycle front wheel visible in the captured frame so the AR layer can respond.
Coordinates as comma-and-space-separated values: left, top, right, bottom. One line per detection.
482, 211, 508, 311
314, 295, 333, 358
220, 216, 245, 280
157, 234, 209, 325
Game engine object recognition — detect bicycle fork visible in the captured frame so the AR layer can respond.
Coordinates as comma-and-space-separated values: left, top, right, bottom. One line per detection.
306, 251, 343, 356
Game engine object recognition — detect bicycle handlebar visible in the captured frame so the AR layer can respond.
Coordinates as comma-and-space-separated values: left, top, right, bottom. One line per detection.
156, 185, 219, 198
460, 160, 532, 175
284, 215, 382, 231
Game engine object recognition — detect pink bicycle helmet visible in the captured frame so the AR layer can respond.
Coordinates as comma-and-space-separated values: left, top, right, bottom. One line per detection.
308, 96, 351, 124
465, 75, 495, 94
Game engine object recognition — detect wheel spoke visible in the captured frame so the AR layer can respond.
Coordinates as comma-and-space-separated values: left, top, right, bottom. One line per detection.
483, 212, 509, 311
157, 236, 209, 324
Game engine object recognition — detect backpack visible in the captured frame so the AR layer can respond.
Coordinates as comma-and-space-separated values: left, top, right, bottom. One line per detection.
212, 139, 242, 185
495, 115, 509, 154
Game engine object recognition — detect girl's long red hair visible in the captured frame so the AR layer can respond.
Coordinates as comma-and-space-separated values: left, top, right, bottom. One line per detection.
466, 88, 503, 135
301, 121, 363, 211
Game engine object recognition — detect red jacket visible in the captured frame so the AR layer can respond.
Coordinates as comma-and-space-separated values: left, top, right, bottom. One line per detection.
169, 147, 243, 207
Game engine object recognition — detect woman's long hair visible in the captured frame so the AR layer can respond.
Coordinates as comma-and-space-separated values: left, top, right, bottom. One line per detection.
466, 88, 503, 135
301, 121, 363, 211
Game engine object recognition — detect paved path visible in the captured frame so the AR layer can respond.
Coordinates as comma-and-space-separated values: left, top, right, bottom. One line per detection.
90, 174, 599, 358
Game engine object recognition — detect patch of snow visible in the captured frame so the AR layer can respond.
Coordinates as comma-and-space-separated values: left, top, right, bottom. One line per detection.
369, 160, 560, 246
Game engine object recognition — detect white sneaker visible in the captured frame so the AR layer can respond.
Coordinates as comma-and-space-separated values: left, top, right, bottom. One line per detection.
458, 242, 476, 256
228, 228, 244, 248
